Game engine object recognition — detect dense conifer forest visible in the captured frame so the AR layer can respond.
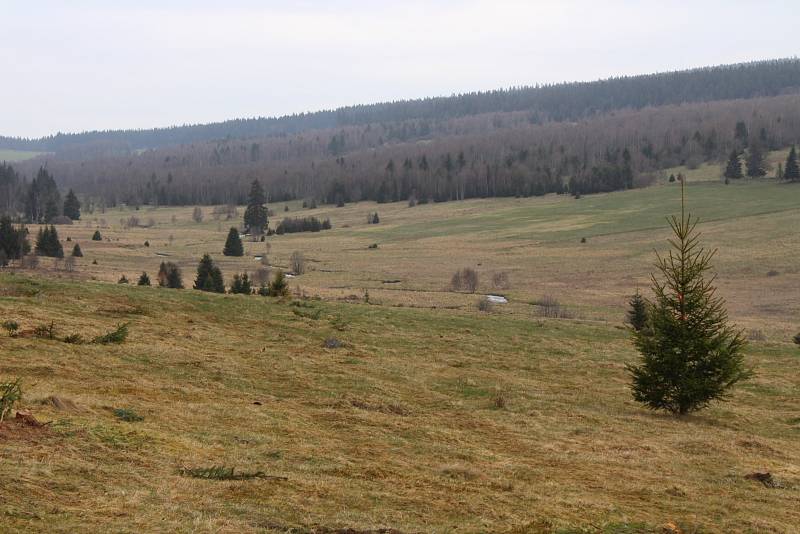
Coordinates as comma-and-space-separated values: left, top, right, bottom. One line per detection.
2, 59, 800, 212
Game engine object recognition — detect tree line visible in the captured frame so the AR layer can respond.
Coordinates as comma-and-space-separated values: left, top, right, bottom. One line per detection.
3, 58, 799, 155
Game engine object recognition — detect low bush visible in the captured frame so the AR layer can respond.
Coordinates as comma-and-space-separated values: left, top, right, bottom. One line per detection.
33, 321, 57, 339
477, 297, 494, 312
2, 320, 19, 337
450, 268, 479, 293
532, 296, 574, 319
114, 408, 144, 422
92, 323, 129, 344
0, 378, 22, 422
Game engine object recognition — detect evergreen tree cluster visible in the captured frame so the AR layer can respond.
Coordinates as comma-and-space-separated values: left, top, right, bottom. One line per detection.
157, 261, 183, 288
0, 216, 30, 265
230, 272, 252, 294
275, 216, 331, 234
34, 225, 64, 258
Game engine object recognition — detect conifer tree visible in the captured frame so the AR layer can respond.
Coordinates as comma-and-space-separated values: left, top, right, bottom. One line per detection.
223, 227, 244, 256
158, 261, 183, 289
627, 291, 648, 331
138, 272, 151, 286
0, 216, 30, 263
784, 145, 799, 182
194, 254, 225, 293
92, 230, 102, 241
63, 189, 81, 220
723, 150, 743, 180
745, 144, 766, 177
269, 269, 289, 297
35, 225, 64, 258
71, 243, 83, 257
230, 272, 252, 294
243, 179, 268, 234
627, 181, 751, 415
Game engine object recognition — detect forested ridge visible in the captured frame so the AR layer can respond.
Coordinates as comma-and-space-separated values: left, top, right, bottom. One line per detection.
2, 59, 800, 214
2, 58, 799, 154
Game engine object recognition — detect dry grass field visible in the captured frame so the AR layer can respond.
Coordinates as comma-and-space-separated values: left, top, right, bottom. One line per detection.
1, 170, 799, 532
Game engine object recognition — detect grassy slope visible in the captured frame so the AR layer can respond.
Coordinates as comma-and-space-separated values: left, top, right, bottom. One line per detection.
0, 274, 799, 533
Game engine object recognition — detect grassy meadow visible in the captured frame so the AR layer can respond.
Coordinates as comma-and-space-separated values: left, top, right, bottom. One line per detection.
1, 169, 800, 532
0, 149, 48, 162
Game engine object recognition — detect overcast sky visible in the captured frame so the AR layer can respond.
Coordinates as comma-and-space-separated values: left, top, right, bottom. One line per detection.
2, 0, 798, 138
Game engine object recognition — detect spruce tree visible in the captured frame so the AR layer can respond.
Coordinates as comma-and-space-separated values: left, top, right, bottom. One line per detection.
627, 291, 648, 331
71, 243, 83, 257
63, 190, 81, 220
243, 179, 268, 234
627, 181, 751, 415
745, 145, 766, 177
0, 216, 30, 263
35, 225, 64, 258
230, 273, 252, 294
269, 269, 289, 297
92, 230, 102, 241
223, 227, 244, 256
723, 150, 743, 180
194, 254, 225, 293
158, 261, 183, 289
784, 145, 799, 182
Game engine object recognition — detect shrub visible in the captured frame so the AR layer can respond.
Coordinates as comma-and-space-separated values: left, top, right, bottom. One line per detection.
22, 254, 39, 269
33, 321, 57, 339
450, 268, 479, 293
408, 195, 417, 207
62, 333, 83, 344
137, 272, 151, 286
368, 243, 378, 249
492, 272, 510, 289
92, 323, 129, 344
192, 206, 204, 223
0, 378, 22, 422
533, 296, 573, 319
144, 240, 150, 247
2, 320, 19, 337
71, 243, 83, 257
477, 297, 494, 312
118, 275, 129, 284
114, 408, 144, 422
367, 212, 380, 224
92, 230, 102, 241
793, 332, 800, 347
290, 251, 305, 275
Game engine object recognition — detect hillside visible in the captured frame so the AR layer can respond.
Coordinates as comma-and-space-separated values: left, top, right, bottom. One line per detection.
2, 175, 800, 532
2, 59, 799, 154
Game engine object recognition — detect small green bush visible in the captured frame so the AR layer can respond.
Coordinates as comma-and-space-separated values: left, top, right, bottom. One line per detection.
0, 378, 22, 422
92, 323, 129, 344
2, 320, 19, 337
113, 408, 144, 422
62, 333, 84, 344
33, 321, 57, 339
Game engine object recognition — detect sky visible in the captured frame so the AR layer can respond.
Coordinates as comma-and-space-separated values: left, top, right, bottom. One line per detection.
2, 0, 798, 139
